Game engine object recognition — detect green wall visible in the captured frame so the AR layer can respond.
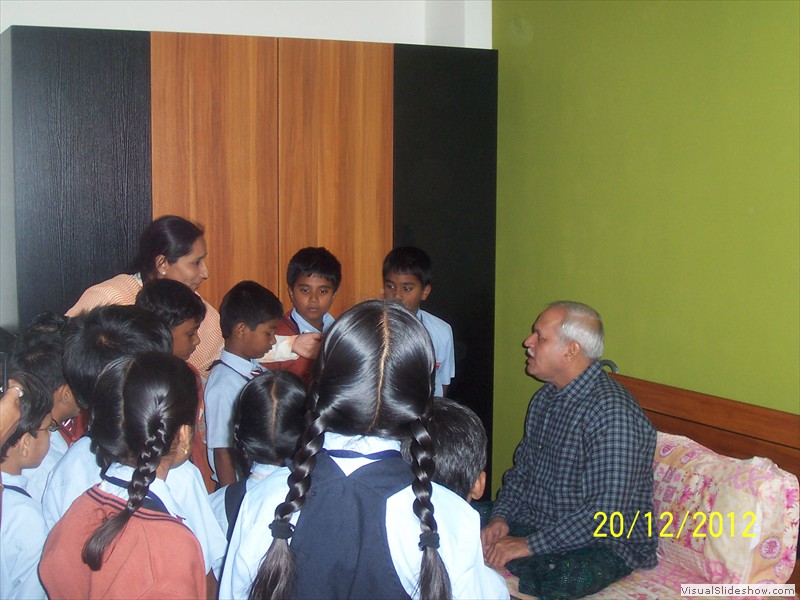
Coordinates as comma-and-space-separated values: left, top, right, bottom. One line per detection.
492, 0, 799, 492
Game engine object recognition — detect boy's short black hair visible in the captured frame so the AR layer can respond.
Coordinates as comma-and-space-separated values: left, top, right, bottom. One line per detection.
401, 398, 487, 499
286, 247, 342, 292
10, 331, 67, 395
1, 369, 53, 460
25, 311, 69, 336
382, 246, 433, 288
62, 305, 173, 411
135, 279, 207, 329
219, 281, 283, 338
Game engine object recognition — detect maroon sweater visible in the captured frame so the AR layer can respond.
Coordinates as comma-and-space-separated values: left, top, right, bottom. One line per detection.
40, 486, 206, 599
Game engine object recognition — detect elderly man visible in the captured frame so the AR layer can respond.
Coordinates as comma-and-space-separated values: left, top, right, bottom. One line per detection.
482, 301, 657, 599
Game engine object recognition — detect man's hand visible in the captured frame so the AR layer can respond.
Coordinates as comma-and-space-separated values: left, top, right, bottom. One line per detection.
292, 333, 323, 359
485, 536, 532, 570
0, 380, 23, 446
480, 516, 510, 557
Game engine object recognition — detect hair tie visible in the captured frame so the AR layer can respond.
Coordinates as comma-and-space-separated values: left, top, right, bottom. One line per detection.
418, 531, 440, 550
269, 519, 295, 540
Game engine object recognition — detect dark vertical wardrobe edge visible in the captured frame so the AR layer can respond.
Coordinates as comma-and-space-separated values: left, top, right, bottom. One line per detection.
393, 44, 498, 495
5, 26, 152, 326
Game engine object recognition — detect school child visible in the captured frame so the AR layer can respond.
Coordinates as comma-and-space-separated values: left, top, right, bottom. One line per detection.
40, 305, 227, 582
11, 325, 81, 501
0, 369, 52, 600
220, 300, 509, 599
266, 246, 341, 386
401, 397, 487, 502
208, 370, 306, 541
136, 278, 215, 493
205, 281, 283, 486
39, 353, 207, 599
382, 246, 455, 397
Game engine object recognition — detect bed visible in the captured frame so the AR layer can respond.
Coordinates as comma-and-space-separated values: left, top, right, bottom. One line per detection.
504, 373, 799, 598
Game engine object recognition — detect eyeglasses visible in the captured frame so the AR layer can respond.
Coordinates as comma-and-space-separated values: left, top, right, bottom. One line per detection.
37, 419, 60, 433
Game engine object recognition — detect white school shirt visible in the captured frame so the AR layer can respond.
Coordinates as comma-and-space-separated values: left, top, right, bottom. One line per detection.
219, 433, 508, 600
205, 350, 265, 478
0, 473, 47, 599
419, 309, 455, 397
290, 307, 335, 334
40, 436, 226, 577
99, 462, 183, 516
208, 462, 284, 536
21, 429, 68, 502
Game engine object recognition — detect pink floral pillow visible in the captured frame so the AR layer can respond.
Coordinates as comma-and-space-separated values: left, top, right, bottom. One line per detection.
652, 433, 798, 584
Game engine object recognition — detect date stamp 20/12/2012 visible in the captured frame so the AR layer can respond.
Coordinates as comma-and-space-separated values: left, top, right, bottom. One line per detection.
593, 510, 757, 539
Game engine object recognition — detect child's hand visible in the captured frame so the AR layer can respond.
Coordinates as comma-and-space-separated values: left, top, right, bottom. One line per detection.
292, 333, 323, 359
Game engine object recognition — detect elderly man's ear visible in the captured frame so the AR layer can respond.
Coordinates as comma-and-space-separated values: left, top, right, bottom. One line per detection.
563, 341, 582, 363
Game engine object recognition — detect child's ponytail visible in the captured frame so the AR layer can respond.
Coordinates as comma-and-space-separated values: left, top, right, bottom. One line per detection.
82, 430, 163, 570
80, 353, 197, 571
248, 411, 325, 600
410, 414, 452, 599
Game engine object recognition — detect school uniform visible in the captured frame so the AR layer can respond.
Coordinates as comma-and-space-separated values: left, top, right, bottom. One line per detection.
39, 463, 206, 599
41, 436, 227, 577
418, 309, 455, 397
20, 429, 68, 502
220, 433, 509, 600
204, 350, 265, 479
266, 309, 335, 385
208, 462, 285, 540
0, 473, 47, 600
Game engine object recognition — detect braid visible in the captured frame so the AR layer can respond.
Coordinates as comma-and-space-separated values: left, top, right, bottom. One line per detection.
127, 417, 168, 512
409, 416, 452, 599
81, 425, 164, 570
248, 412, 326, 600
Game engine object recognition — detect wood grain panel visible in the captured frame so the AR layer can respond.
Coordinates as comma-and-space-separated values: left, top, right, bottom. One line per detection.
611, 373, 800, 481
5, 26, 152, 325
151, 32, 279, 310
278, 39, 393, 314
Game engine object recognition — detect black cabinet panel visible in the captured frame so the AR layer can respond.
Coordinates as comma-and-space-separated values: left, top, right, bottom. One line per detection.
6, 26, 152, 325
393, 44, 498, 492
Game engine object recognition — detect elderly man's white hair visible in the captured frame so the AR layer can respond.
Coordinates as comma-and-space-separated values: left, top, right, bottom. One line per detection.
549, 301, 604, 360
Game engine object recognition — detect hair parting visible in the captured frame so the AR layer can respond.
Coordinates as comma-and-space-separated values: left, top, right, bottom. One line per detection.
246, 301, 451, 599
248, 412, 326, 599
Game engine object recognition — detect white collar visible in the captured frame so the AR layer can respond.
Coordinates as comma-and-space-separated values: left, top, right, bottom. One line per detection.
100, 462, 184, 519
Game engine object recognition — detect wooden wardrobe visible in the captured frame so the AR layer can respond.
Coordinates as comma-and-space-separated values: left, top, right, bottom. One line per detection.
1, 25, 497, 488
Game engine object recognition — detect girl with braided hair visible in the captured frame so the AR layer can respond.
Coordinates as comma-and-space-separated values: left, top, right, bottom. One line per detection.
208, 369, 307, 541
220, 300, 508, 599
39, 352, 207, 599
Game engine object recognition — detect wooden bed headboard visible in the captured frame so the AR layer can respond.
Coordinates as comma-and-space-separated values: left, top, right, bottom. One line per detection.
611, 373, 800, 487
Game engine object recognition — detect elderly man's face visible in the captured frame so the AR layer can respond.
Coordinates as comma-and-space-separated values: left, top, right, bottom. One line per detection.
523, 307, 568, 384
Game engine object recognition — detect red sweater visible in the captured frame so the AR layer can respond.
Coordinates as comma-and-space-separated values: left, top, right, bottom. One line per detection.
265, 311, 317, 387
40, 486, 206, 599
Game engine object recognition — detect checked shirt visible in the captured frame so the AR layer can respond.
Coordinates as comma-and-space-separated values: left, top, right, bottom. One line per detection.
492, 361, 658, 569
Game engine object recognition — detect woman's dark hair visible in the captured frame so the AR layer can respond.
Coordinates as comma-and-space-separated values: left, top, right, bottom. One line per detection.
249, 300, 451, 599
81, 352, 198, 571
129, 215, 204, 282
0, 369, 52, 459
233, 370, 306, 472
